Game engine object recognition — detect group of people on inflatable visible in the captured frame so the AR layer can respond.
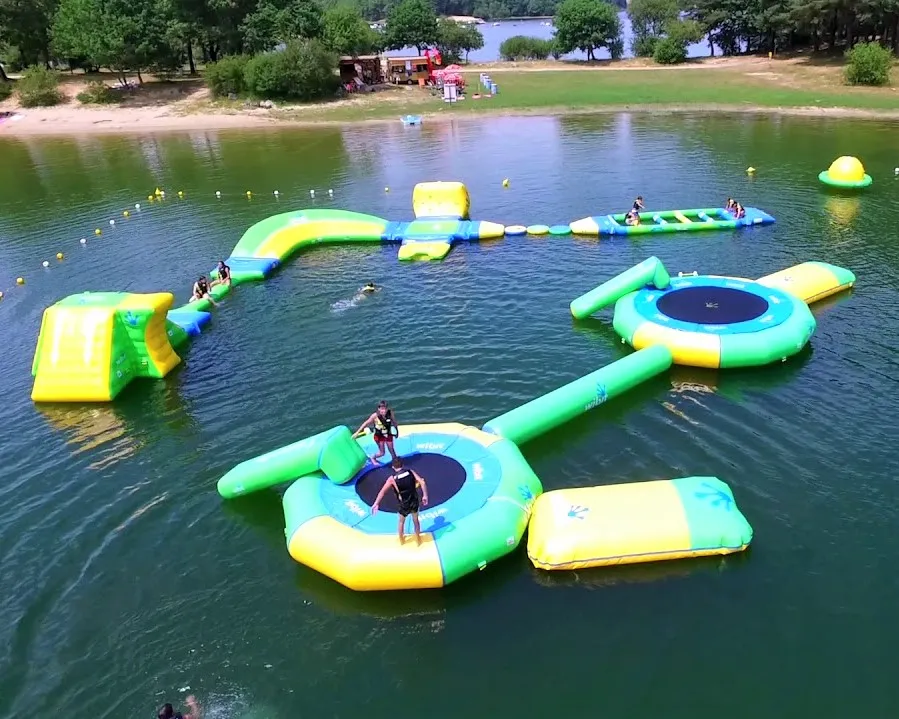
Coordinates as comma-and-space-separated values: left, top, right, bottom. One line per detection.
353, 400, 430, 546
188, 261, 380, 307
725, 197, 746, 219
622, 196, 746, 226
189, 260, 232, 305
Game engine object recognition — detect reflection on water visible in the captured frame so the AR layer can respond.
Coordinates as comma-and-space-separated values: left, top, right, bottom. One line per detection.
824, 194, 861, 229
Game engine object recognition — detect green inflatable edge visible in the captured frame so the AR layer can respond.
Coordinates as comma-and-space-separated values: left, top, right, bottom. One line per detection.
818, 171, 873, 189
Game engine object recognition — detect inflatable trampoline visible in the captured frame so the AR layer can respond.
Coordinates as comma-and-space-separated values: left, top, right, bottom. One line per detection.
570, 257, 855, 368
218, 423, 541, 591
570, 206, 775, 236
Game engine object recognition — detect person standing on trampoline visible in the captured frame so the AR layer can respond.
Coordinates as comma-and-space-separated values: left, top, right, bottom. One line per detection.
371, 458, 429, 545
354, 400, 399, 464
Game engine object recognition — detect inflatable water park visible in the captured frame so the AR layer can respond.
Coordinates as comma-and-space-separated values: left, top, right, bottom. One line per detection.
206, 254, 853, 591
26, 178, 857, 592
30, 181, 781, 402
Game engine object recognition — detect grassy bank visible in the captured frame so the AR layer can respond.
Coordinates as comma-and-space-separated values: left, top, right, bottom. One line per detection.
260, 57, 899, 123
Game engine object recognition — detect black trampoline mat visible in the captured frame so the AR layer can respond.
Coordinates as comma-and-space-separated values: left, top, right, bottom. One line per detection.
656, 286, 769, 324
355, 453, 466, 513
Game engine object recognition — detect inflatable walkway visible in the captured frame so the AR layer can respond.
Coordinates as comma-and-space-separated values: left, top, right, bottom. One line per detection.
570, 206, 775, 236
31, 291, 183, 402
214, 346, 684, 591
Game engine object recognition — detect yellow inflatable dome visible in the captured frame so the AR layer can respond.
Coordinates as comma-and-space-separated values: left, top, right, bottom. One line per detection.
819, 156, 872, 189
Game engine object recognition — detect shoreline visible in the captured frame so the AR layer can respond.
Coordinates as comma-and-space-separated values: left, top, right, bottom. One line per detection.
3, 56, 899, 137
3, 102, 899, 137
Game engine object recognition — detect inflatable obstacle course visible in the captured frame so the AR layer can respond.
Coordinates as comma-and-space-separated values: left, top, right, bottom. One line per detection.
31, 292, 181, 402
571, 256, 855, 368
215, 347, 702, 591
570, 206, 775, 236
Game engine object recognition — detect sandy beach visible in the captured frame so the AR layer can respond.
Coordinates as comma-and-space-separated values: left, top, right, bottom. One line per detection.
2, 56, 899, 137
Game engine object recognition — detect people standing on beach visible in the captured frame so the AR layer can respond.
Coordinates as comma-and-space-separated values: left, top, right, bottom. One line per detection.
354, 400, 398, 464
371, 457, 429, 545
157, 695, 200, 719
189, 276, 217, 306
211, 260, 231, 287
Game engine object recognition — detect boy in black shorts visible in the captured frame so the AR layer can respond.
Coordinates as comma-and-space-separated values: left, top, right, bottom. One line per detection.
371, 458, 429, 545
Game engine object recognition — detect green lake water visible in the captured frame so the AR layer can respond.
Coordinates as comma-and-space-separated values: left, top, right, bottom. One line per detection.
1, 114, 898, 718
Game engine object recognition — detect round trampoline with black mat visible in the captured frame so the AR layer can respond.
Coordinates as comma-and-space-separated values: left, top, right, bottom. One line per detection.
281, 422, 542, 591
613, 275, 818, 368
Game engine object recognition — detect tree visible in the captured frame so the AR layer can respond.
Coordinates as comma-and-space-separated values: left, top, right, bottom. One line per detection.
0, 0, 58, 67
322, 6, 381, 56
628, 0, 677, 55
436, 18, 484, 62
241, 0, 324, 53
553, 0, 622, 61
52, 0, 180, 82
385, 0, 438, 53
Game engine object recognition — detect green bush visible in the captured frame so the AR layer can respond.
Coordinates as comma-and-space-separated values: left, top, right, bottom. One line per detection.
244, 53, 282, 99
17, 66, 62, 107
244, 40, 339, 101
0, 81, 12, 100
499, 35, 554, 61
844, 41, 893, 86
76, 80, 117, 104
206, 55, 250, 98
653, 37, 687, 64
632, 35, 659, 58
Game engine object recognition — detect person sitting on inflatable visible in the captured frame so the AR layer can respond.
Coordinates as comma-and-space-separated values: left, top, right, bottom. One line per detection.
725, 198, 736, 213
734, 202, 746, 219
211, 260, 231, 288
189, 275, 217, 306
371, 457, 429, 545
354, 400, 399, 463
625, 209, 640, 226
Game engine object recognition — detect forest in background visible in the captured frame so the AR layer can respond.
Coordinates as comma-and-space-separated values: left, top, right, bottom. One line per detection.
0, 0, 896, 83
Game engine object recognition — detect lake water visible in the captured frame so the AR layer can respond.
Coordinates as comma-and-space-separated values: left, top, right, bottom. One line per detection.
1, 113, 899, 718
387, 15, 714, 62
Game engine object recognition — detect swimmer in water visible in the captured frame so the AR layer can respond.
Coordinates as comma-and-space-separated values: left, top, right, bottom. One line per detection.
361, 281, 379, 294
157, 695, 200, 719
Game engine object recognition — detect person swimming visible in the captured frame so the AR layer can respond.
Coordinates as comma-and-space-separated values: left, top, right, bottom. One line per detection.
157, 695, 200, 719
361, 281, 379, 294
189, 275, 217, 306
